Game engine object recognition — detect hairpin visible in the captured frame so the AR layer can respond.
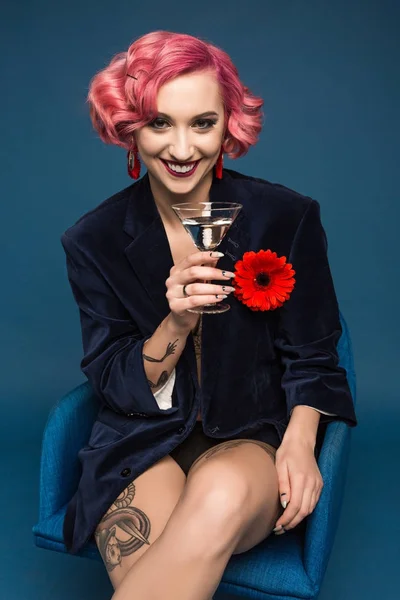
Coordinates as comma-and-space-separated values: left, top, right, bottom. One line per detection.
126, 74, 137, 79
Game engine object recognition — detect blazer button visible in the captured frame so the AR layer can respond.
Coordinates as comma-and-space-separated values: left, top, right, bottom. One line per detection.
178, 427, 185, 434
120, 467, 131, 477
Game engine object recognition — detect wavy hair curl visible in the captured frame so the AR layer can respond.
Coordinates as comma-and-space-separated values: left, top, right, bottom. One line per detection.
87, 30, 264, 159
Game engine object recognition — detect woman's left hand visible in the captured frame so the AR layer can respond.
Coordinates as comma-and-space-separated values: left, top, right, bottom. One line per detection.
273, 437, 324, 534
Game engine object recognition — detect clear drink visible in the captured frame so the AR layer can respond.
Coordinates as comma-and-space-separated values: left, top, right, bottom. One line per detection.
181, 217, 233, 251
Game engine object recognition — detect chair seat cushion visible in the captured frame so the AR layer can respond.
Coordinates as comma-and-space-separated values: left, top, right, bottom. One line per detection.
32, 505, 100, 561
222, 528, 316, 598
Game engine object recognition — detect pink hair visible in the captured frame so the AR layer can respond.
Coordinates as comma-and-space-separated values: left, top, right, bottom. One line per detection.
87, 31, 264, 160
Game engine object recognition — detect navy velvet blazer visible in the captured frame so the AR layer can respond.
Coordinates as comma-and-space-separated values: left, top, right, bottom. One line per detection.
61, 168, 358, 554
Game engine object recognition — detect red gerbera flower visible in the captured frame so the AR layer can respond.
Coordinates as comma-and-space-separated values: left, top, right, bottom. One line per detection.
232, 249, 296, 311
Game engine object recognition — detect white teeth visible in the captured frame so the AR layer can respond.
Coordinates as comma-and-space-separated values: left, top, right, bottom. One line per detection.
166, 161, 196, 173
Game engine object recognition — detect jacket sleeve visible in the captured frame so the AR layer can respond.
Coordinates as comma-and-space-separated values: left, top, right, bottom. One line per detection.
294, 407, 337, 417
61, 232, 179, 418
274, 199, 357, 427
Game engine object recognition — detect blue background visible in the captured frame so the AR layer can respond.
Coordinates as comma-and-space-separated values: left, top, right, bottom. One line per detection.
1, 0, 398, 598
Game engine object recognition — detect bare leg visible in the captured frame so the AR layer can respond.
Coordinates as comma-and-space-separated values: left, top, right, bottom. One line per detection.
111, 534, 227, 600
111, 491, 240, 600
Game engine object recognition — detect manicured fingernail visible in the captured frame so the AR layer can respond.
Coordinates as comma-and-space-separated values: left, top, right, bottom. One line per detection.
275, 529, 286, 536
211, 252, 224, 257
222, 271, 235, 278
273, 525, 282, 532
281, 500, 287, 509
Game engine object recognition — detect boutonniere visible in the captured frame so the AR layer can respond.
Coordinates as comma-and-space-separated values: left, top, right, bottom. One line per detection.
232, 249, 296, 311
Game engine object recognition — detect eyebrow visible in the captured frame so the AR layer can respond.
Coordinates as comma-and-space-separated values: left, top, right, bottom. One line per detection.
156, 111, 219, 120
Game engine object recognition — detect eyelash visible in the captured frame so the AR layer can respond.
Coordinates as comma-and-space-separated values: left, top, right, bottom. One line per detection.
148, 118, 218, 130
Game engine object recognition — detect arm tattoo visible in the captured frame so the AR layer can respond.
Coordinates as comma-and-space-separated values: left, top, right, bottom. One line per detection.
147, 371, 170, 390
143, 339, 179, 363
143, 339, 179, 390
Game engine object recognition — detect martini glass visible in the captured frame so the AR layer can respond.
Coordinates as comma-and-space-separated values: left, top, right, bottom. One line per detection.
171, 202, 242, 314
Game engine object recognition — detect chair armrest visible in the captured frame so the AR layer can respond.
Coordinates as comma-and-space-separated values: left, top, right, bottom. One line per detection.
303, 310, 357, 587
36, 381, 99, 522
303, 420, 352, 587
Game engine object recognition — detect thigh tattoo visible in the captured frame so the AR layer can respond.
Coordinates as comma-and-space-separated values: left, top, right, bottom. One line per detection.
189, 439, 277, 472
94, 482, 151, 573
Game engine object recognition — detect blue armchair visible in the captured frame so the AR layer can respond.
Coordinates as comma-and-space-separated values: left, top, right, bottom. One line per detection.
32, 311, 357, 600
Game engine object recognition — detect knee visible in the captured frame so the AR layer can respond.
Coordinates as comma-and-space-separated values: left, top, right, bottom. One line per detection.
185, 463, 250, 526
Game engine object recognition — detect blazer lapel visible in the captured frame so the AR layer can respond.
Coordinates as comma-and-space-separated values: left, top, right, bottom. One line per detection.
123, 174, 174, 325
122, 169, 252, 397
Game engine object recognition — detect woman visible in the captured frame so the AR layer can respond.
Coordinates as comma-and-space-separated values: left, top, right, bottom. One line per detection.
61, 30, 358, 599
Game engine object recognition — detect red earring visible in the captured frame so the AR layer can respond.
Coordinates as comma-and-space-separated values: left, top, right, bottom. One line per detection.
127, 146, 141, 179
215, 147, 224, 179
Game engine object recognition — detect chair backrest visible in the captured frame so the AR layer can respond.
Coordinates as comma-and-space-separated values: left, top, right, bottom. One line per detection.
37, 380, 100, 521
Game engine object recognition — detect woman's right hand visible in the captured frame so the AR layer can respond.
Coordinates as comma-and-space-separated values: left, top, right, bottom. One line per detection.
166, 251, 236, 332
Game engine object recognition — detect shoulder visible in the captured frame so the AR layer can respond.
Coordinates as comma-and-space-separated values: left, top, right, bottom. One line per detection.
225, 168, 316, 224
61, 182, 135, 250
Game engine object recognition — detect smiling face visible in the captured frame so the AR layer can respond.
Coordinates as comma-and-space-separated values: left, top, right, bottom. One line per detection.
133, 70, 226, 215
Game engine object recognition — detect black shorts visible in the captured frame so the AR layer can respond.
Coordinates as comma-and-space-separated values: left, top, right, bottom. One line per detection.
169, 421, 279, 476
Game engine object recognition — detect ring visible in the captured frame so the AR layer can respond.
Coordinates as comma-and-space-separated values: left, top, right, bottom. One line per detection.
183, 284, 189, 297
